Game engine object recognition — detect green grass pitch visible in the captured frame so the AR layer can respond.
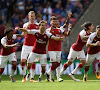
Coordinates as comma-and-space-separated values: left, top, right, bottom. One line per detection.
0, 74, 100, 90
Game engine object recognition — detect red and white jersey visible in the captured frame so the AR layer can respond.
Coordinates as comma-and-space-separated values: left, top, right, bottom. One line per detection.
27, 30, 53, 54
72, 30, 91, 51
23, 22, 39, 46
87, 32, 100, 54
46, 27, 64, 51
0, 35, 17, 56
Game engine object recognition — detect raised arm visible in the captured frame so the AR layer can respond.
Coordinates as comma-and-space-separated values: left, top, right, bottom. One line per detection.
63, 11, 72, 28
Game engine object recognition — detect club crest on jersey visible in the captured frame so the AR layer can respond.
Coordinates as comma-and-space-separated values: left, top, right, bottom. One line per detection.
44, 36, 46, 38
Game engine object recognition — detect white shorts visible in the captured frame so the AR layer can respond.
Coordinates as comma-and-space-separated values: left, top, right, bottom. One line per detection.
48, 51, 61, 63
0, 53, 17, 68
21, 45, 33, 60
68, 47, 86, 62
28, 52, 47, 66
86, 52, 100, 66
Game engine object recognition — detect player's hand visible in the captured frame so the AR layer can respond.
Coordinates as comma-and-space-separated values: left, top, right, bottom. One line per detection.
15, 27, 20, 31
13, 42, 20, 47
59, 36, 65, 40
56, 36, 65, 41
96, 41, 100, 46
67, 11, 72, 18
68, 24, 72, 31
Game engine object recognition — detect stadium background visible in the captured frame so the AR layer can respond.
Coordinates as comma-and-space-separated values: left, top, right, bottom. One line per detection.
0, 0, 99, 75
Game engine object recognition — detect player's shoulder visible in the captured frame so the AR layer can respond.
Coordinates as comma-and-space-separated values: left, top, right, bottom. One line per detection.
79, 29, 86, 35
89, 32, 96, 37
23, 22, 29, 26
46, 27, 51, 32
1, 36, 7, 42
80, 29, 86, 33
34, 22, 39, 26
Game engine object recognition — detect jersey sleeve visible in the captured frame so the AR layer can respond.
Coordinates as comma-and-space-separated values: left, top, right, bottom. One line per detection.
87, 33, 95, 44
12, 34, 17, 39
27, 30, 39, 35
46, 32, 53, 38
1, 38, 7, 46
80, 30, 86, 38
60, 26, 65, 34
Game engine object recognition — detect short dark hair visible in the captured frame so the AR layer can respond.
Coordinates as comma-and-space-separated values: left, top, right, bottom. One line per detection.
81, 22, 93, 31
96, 25, 100, 29
50, 16, 57, 21
4, 27, 13, 35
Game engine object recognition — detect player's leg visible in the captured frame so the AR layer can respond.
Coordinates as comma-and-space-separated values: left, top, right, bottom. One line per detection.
21, 46, 29, 82
47, 51, 59, 82
56, 51, 63, 82
60, 47, 76, 76
95, 52, 100, 79
69, 51, 86, 81
26, 52, 34, 81
38, 54, 47, 82
30, 62, 36, 82
9, 53, 17, 82
0, 56, 7, 82
83, 54, 95, 82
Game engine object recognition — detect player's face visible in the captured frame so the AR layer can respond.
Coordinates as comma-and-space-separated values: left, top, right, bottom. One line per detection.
50, 20, 58, 28
56, 21, 60, 28
28, 13, 35, 22
96, 28, 100, 35
40, 23, 46, 32
89, 24, 94, 32
7, 31, 13, 39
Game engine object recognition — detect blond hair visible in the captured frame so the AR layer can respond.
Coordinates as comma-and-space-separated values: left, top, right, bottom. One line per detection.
39, 20, 47, 26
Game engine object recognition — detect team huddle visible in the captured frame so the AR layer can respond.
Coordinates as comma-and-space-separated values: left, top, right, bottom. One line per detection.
0, 11, 100, 83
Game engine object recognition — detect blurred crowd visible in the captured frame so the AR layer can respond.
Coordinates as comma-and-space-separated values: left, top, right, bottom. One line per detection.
0, 0, 93, 59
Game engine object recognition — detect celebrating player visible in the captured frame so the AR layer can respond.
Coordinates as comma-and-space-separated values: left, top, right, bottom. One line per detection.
21, 11, 39, 82
46, 15, 71, 82
60, 22, 94, 81
16, 20, 64, 82
0, 27, 22, 82
83, 25, 100, 82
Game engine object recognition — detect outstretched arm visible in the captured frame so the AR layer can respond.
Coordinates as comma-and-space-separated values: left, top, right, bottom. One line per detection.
86, 41, 100, 47
15, 27, 28, 33
51, 36, 65, 41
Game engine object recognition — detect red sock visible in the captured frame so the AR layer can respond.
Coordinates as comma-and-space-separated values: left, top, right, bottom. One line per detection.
98, 63, 100, 67
64, 63, 68, 69
78, 63, 83, 68
0, 68, 4, 75
21, 62, 25, 67
12, 65, 17, 70
85, 66, 89, 72
31, 63, 35, 70
51, 64, 57, 70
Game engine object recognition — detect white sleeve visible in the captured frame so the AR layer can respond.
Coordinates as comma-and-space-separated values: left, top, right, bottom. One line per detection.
60, 26, 65, 34
23, 23, 28, 28
1, 38, 7, 46
80, 30, 86, 38
46, 32, 53, 38
87, 33, 95, 44
46, 28, 51, 33
27, 30, 39, 35
12, 34, 17, 39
